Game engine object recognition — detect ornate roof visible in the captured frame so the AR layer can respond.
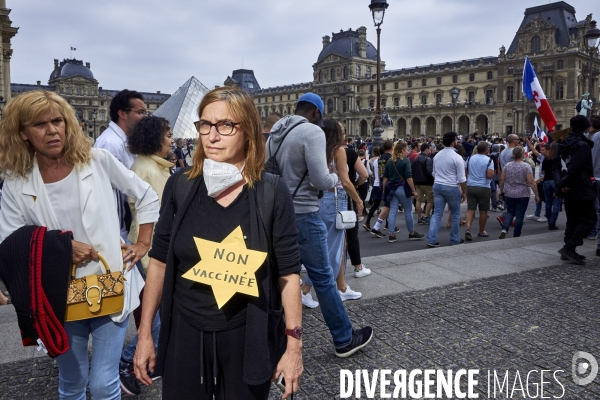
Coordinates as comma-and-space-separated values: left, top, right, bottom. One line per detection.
49, 59, 95, 81
317, 28, 377, 62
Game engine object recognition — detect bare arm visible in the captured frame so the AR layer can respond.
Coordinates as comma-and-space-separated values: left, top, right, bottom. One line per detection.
354, 157, 369, 187
335, 148, 364, 215
499, 170, 506, 193
271, 274, 303, 398
526, 172, 540, 202
134, 257, 166, 386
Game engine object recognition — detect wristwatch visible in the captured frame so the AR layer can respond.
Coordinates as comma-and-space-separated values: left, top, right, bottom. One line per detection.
285, 326, 304, 339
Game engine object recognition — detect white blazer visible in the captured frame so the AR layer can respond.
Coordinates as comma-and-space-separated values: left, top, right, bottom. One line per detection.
0, 148, 160, 279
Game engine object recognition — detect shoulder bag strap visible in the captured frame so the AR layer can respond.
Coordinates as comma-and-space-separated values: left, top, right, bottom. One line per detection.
391, 159, 407, 182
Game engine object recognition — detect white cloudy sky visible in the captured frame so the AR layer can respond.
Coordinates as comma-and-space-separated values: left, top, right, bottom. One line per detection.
9, 0, 597, 94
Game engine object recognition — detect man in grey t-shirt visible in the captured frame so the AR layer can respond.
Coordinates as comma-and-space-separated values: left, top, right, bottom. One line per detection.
497, 134, 519, 227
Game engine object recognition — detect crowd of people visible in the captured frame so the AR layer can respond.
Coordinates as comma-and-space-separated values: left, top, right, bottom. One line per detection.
0, 85, 598, 399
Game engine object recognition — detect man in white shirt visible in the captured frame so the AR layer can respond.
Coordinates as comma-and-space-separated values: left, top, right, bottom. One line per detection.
95, 89, 147, 169
94, 90, 148, 242
427, 132, 467, 247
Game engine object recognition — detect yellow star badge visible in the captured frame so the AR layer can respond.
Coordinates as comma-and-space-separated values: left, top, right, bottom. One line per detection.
182, 226, 267, 308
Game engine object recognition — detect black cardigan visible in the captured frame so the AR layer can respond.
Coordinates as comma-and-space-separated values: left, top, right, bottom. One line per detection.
0, 225, 72, 357
150, 170, 301, 385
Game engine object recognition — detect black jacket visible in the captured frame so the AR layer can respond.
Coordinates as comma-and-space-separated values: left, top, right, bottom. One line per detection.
0, 225, 72, 357
552, 132, 596, 201
411, 154, 434, 185
150, 170, 301, 385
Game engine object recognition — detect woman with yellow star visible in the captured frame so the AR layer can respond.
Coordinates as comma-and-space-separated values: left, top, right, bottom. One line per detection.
134, 86, 303, 400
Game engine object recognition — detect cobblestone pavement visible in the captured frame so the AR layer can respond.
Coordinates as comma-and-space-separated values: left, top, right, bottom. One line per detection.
1, 262, 598, 399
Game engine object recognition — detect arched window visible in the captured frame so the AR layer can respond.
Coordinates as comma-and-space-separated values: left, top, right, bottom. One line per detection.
318, 70, 323, 83
469, 73, 475, 82
366, 67, 371, 78
452, 75, 458, 84
327, 99, 334, 114
531, 36, 541, 52
557, 60, 564, 70
343, 66, 348, 80
487, 71, 493, 80
330, 68, 335, 81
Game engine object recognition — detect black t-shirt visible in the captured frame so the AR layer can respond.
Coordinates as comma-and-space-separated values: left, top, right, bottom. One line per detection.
345, 147, 359, 185
377, 153, 392, 188
173, 181, 251, 331
542, 157, 553, 182
174, 147, 188, 167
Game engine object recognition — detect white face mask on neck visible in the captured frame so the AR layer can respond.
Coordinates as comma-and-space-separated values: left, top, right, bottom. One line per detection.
203, 158, 245, 198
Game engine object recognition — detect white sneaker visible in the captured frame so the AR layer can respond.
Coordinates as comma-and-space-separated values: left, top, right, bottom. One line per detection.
536, 216, 548, 222
301, 291, 319, 308
339, 285, 362, 301
525, 214, 538, 220
354, 265, 372, 278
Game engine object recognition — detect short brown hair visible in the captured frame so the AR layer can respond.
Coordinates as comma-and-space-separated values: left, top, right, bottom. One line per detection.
264, 112, 282, 132
189, 87, 264, 188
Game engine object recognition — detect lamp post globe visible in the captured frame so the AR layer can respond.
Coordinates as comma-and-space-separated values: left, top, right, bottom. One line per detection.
583, 20, 600, 116
368, 0, 389, 146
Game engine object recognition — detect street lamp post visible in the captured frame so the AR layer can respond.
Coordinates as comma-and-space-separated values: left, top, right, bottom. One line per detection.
451, 87, 458, 132
92, 110, 98, 139
512, 107, 518, 136
583, 20, 600, 117
368, 0, 389, 146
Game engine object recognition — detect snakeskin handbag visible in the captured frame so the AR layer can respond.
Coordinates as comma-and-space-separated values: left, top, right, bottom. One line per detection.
65, 255, 126, 322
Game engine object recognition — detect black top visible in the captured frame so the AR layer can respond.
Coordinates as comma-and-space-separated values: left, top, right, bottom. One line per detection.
542, 158, 553, 182
173, 180, 251, 331
174, 147, 188, 167
345, 147, 358, 185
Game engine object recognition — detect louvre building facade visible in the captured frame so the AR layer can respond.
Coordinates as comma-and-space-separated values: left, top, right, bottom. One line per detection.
248, 2, 598, 138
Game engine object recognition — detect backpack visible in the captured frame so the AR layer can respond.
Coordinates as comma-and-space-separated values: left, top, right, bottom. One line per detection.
575, 100, 582, 113
264, 119, 310, 198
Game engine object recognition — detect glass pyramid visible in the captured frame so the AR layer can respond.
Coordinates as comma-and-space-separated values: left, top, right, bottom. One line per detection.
152, 76, 210, 139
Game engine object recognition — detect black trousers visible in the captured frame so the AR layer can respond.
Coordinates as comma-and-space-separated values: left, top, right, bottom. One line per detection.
162, 305, 272, 400
564, 198, 597, 251
346, 198, 362, 266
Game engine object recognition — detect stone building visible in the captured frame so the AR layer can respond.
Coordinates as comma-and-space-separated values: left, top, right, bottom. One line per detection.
0, 0, 17, 112
11, 58, 170, 138
249, 1, 599, 138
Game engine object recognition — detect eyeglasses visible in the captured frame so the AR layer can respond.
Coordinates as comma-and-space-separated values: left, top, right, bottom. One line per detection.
194, 120, 240, 136
126, 109, 149, 116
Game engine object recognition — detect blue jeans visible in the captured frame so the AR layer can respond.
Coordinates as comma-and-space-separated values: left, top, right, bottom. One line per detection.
56, 315, 129, 399
296, 212, 352, 348
503, 197, 530, 237
304, 190, 346, 287
542, 180, 561, 226
534, 199, 542, 217
427, 184, 461, 245
121, 312, 161, 363
387, 185, 415, 234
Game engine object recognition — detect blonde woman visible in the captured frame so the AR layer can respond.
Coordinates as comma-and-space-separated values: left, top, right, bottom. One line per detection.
0, 90, 159, 399
382, 142, 424, 243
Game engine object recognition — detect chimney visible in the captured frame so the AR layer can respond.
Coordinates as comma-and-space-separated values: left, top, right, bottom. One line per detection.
99, 86, 102, 90
357, 27, 367, 58
322, 35, 330, 49
86, 62, 91, 69
36, 80, 40, 85
53, 59, 59, 76
157, 91, 161, 94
